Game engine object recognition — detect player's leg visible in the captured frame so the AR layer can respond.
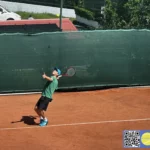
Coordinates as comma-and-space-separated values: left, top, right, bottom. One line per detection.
34, 106, 41, 116
38, 97, 51, 126
34, 96, 45, 122
40, 109, 45, 119
34, 107, 44, 123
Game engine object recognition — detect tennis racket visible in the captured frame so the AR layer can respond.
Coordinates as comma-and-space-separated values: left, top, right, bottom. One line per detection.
59, 67, 76, 77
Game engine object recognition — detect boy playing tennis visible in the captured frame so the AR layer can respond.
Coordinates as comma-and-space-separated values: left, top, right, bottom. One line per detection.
34, 67, 61, 127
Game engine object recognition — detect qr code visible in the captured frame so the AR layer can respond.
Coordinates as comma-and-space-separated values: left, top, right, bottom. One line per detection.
123, 130, 140, 148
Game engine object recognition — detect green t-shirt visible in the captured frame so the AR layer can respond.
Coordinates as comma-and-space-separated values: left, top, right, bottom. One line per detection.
42, 76, 58, 99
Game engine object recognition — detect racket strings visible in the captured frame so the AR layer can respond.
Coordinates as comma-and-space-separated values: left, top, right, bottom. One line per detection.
66, 68, 75, 76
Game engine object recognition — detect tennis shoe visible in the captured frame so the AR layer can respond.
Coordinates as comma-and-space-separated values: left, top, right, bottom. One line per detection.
39, 120, 48, 127
40, 118, 43, 123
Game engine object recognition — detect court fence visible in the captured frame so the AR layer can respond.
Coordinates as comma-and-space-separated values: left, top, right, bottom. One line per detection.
0, 30, 150, 93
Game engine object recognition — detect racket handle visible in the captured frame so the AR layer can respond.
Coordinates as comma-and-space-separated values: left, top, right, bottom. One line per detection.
58, 75, 62, 78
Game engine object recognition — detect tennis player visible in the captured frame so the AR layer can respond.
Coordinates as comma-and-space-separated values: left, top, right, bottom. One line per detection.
34, 67, 61, 126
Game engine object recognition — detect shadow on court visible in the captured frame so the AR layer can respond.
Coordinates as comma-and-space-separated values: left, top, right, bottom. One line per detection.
11, 116, 39, 125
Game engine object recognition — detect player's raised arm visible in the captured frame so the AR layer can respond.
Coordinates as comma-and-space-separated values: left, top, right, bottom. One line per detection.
42, 73, 53, 81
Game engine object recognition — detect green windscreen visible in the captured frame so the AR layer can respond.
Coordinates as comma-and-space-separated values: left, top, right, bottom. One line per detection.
0, 30, 150, 93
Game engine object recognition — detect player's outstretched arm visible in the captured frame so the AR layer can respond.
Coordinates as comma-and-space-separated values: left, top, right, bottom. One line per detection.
57, 75, 62, 80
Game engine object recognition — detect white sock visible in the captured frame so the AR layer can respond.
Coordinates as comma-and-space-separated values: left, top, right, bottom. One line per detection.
44, 117, 48, 122
40, 116, 43, 120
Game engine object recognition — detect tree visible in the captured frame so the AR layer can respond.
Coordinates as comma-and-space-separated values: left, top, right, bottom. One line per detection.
124, 0, 140, 28
115, 0, 128, 28
124, 0, 150, 28
103, 0, 150, 29
103, 0, 118, 29
75, 0, 84, 7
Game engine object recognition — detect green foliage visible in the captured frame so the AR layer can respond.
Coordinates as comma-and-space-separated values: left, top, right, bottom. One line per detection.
74, 6, 95, 20
103, 0, 118, 29
75, 0, 85, 7
94, 10, 104, 26
124, 0, 150, 28
16, 11, 59, 19
16, 11, 75, 22
103, 0, 150, 29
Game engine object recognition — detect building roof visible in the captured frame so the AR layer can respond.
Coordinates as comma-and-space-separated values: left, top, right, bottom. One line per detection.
0, 18, 77, 31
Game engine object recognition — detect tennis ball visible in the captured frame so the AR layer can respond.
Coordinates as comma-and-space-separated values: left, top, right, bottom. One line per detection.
56, 14, 60, 17
141, 132, 150, 146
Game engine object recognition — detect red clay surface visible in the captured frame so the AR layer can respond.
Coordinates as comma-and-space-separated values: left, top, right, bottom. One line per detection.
0, 87, 150, 150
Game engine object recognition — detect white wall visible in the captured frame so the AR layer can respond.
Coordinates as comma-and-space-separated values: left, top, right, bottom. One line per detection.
0, 0, 76, 18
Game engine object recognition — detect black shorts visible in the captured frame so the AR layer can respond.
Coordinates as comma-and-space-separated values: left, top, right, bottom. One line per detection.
35, 96, 52, 111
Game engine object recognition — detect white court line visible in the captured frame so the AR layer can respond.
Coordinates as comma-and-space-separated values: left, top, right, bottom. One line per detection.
0, 92, 41, 96
0, 118, 150, 131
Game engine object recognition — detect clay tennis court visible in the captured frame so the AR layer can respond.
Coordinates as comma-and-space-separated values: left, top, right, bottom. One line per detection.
0, 87, 150, 150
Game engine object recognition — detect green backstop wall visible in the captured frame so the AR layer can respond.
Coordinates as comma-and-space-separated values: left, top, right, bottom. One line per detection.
0, 30, 150, 93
